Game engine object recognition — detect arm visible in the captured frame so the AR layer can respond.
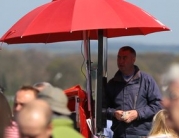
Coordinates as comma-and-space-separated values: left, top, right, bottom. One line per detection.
136, 75, 162, 120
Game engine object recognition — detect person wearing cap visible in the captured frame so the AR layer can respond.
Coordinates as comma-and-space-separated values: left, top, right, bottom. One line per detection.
38, 84, 84, 138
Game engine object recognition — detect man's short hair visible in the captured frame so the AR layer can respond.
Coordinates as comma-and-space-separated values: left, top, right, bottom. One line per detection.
18, 85, 39, 97
119, 46, 136, 57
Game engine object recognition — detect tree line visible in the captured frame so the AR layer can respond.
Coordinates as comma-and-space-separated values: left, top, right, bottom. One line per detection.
0, 48, 178, 96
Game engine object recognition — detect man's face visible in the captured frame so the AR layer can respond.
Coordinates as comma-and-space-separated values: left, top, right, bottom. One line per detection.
168, 81, 179, 132
117, 50, 135, 74
13, 90, 36, 115
161, 97, 170, 109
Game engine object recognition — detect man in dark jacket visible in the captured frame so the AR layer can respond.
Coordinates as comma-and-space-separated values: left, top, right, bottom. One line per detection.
106, 46, 162, 138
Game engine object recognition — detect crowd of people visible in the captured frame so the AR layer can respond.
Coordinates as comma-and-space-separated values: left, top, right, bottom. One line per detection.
0, 46, 179, 138
1, 83, 84, 138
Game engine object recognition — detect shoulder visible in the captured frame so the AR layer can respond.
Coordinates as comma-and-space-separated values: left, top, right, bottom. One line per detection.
108, 78, 115, 84
52, 118, 84, 138
140, 71, 152, 78
107, 77, 118, 88
52, 117, 73, 127
140, 72, 160, 93
108, 70, 123, 84
140, 71, 156, 82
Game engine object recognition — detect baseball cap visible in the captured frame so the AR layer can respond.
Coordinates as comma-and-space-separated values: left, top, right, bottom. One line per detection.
38, 85, 71, 115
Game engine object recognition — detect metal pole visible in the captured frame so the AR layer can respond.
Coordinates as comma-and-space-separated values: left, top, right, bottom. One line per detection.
96, 29, 104, 133
103, 37, 108, 78
83, 31, 94, 137
102, 36, 107, 129
83, 30, 92, 112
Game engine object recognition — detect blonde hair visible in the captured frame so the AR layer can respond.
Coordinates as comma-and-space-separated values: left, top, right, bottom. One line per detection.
149, 109, 178, 137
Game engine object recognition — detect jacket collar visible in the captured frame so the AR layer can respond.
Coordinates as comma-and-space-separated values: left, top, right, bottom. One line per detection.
113, 65, 141, 83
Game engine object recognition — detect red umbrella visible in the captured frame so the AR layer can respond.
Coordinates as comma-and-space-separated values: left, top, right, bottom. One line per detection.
0, 0, 170, 136
0, 0, 169, 44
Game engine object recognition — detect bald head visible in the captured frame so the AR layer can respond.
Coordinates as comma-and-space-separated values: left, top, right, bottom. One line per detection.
17, 99, 52, 138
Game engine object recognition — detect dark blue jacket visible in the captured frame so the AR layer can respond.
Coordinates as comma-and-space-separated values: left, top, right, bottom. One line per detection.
106, 66, 162, 138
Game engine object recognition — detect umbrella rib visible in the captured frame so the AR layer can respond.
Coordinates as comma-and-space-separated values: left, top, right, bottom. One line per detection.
70, 0, 78, 32
103, 0, 126, 30
22, 3, 53, 37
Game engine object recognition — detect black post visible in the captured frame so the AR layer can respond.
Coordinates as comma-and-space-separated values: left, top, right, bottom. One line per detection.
96, 29, 106, 134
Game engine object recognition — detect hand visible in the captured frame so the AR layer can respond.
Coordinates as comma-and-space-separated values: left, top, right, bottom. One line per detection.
123, 110, 138, 123
114, 110, 124, 121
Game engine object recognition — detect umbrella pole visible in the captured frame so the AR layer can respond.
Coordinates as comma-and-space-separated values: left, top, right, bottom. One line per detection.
95, 30, 107, 136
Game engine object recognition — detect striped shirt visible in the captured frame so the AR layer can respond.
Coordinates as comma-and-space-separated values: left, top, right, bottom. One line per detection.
4, 121, 19, 138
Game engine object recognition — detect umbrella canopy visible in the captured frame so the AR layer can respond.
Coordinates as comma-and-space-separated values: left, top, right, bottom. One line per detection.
0, 0, 169, 44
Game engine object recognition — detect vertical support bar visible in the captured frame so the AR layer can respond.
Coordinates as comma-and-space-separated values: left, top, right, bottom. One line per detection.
83, 31, 94, 137
102, 36, 107, 128
103, 36, 108, 77
83, 31, 92, 113
96, 29, 104, 133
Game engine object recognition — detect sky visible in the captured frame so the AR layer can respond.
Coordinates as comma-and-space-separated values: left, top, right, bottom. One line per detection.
0, 0, 179, 45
